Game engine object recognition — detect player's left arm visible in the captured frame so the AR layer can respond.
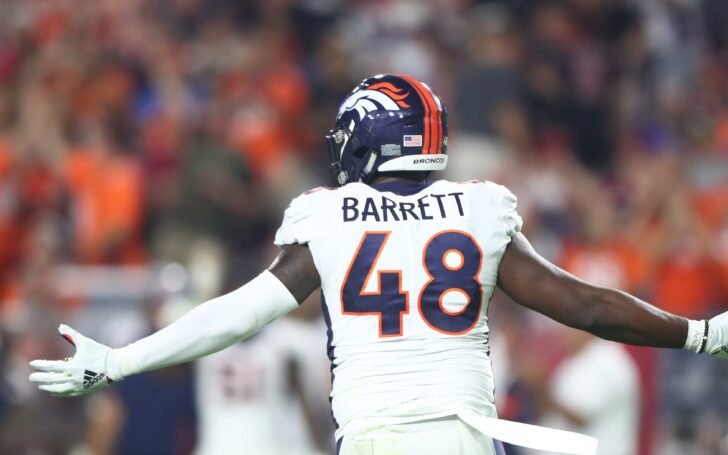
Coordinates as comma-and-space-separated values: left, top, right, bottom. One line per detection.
497, 233, 727, 357
29, 244, 321, 397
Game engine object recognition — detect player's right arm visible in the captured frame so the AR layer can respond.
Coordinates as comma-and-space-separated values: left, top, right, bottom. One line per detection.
28, 244, 320, 397
497, 233, 728, 358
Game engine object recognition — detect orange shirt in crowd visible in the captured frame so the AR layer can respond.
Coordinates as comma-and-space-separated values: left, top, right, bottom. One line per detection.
692, 184, 728, 231
559, 240, 649, 294
652, 245, 721, 319
0, 139, 15, 262
721, 252, 728, 301
692, 185, 728, 299
227, 65, 310, 179
0, 140, 18, 305
64, 148, 145, 263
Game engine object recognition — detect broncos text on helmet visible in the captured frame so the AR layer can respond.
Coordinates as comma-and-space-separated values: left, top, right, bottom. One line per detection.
326, 74, 448, 186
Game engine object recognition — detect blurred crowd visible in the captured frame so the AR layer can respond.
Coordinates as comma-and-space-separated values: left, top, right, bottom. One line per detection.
2, 0, 728, 453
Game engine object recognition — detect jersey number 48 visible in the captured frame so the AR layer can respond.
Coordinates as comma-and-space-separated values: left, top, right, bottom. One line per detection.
341, 231, 483, 337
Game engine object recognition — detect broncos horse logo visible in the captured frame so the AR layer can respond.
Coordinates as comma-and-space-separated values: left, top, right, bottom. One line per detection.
368, 82, 411, 108
338, 82, 411, 123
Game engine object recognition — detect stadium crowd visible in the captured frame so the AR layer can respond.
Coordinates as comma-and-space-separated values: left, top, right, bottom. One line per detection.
1, 0, 728, 453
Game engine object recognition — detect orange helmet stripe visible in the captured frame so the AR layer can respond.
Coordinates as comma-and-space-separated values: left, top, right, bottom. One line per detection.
399, 75, 441, 154
398, 74, 434, 154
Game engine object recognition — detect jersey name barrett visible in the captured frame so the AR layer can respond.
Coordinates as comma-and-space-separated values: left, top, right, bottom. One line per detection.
274, 180, 522, 440
342, 191, 464, 222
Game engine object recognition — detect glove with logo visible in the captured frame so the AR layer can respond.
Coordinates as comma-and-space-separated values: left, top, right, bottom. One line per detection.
705, 312, 728, 359
685, 313, 728, 360
29, 324, 122, 397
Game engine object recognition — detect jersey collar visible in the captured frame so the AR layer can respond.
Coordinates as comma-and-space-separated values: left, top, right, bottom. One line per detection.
370, 180, 435, 196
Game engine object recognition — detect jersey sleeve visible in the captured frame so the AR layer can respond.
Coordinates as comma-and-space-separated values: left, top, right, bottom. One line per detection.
499, 184, 523, 237
273, 190, 321, 246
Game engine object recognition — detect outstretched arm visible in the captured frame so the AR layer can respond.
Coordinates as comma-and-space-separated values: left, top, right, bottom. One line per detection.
30, 244, 320, 396
497, 233, 717, 352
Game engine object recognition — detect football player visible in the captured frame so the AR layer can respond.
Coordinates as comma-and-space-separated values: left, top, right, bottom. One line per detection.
194, 317, 327, 455
30, 74, 728, 455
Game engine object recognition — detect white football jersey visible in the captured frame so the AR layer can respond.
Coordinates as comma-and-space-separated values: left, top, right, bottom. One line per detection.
194, 318, 318, 455
274, 180, 522, 440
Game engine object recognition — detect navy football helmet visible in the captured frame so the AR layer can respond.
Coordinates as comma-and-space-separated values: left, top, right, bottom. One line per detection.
326, 74, 448, 186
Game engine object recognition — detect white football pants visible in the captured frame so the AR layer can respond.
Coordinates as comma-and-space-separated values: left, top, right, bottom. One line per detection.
338, 416, 503, 455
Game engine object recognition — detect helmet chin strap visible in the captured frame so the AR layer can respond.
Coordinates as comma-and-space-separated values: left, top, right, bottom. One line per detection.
326, 129, 350, 186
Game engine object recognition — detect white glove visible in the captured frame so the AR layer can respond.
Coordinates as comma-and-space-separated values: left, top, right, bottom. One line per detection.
705, 312, 728, 359
29, 324, 122, 397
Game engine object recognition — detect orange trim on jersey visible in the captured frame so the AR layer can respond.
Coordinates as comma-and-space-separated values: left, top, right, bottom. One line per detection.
438, 288, 471, 316
399, 75, 441, 154
418, 229, 484, 336
340, 231, 410, 338
443, 248, 465, 271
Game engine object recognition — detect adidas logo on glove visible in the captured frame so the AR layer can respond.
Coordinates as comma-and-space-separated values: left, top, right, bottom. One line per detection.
83, 369, 105, 389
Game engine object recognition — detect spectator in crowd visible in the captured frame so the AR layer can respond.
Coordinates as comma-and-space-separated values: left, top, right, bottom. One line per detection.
532, 328, 640, 455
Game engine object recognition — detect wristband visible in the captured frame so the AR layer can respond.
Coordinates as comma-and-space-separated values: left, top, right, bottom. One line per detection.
684, 319, 708, 354
698, 320, 710, 354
